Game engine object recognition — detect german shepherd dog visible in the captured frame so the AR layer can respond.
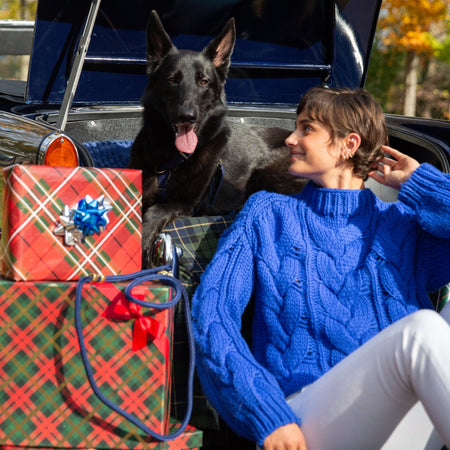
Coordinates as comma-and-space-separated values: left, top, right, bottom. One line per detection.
129, 10, 306, 256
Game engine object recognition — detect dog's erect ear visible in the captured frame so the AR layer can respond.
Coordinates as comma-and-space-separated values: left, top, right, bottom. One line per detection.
146, 10, 175, 65
203, 18, 236, 82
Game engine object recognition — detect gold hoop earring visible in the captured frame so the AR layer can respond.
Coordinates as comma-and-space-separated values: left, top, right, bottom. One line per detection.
342, 153, 354, 162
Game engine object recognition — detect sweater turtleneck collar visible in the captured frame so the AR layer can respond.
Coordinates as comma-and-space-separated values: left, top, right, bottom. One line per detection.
296, 181, 378, 217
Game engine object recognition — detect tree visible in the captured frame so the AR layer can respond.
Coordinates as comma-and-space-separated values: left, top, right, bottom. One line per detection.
375, 0, 448, 117
0, 0, 37, 80
0, 0, 36, 20
365, 40, 406, 113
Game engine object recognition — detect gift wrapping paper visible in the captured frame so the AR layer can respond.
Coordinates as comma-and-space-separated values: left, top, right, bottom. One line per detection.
0, 164, 142, 281
0, 279, 201, 449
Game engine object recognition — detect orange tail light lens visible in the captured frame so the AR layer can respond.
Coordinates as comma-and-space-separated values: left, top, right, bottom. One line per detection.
38, 132, 79, 167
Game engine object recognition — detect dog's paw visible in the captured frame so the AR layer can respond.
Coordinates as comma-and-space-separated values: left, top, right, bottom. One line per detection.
142, 221, 156, 248
141, 221, 159, 268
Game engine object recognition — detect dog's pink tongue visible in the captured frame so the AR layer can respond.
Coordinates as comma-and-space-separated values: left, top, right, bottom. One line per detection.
175, 124, 198, 154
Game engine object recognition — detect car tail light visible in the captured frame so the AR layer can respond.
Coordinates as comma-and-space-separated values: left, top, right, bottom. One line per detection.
38, 132, 79, 167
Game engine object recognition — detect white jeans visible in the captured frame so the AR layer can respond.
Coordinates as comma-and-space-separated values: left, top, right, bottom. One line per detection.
285, 302, 450, 450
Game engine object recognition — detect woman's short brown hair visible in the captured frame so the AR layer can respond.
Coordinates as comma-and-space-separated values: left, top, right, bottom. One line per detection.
296, 87, 388, 180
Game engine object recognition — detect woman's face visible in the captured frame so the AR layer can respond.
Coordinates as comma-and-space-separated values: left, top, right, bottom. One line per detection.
286, 111, 342, 186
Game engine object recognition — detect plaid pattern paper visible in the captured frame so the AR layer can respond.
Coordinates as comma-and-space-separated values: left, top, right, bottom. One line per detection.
0, 279, 203, 449
0, 165, 142, 281
163, 213, 236, 297
437, 284, 450, 311
162, 214, 236, 432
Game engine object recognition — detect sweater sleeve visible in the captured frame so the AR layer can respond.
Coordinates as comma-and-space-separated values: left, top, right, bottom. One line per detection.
191, 195, 300, 447
398, 163, 450, 291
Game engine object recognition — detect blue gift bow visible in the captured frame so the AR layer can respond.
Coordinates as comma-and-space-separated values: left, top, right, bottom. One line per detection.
54, 195, 113, 245
73, 196, 111, 236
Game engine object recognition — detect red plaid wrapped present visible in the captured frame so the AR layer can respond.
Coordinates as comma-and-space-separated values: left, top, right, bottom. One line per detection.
0, 164, 142, 281
0, 278, 202, 449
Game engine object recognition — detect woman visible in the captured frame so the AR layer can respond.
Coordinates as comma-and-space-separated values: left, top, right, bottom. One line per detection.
191, 87, 450, 449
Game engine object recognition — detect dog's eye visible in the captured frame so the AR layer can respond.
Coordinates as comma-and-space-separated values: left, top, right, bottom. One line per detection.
167, 75, 177, 84
199, 77, 209, 86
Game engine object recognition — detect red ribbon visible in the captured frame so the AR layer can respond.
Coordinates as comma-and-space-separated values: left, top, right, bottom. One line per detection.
102, 286, 165, 351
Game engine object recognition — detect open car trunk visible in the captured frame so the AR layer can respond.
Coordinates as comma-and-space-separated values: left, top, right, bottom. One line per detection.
39, 107, 450, 192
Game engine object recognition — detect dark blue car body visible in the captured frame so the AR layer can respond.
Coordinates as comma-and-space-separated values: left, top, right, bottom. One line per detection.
27, 0, 378, 106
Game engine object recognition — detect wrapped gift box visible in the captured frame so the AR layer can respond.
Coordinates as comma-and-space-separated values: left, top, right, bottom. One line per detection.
0, 279, 202, 449
0, 164, 142, 281
0, 419, 203, 450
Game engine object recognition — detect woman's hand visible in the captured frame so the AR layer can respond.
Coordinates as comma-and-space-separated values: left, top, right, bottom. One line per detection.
263, 423, 307, 450
368, 145, 420, 190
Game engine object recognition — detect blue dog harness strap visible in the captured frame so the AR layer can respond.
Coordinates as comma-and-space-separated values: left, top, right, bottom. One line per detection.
156, 170, 171, 203
208, 161, 225, 206
155, 152, 190, 203
156, 155, 225, 206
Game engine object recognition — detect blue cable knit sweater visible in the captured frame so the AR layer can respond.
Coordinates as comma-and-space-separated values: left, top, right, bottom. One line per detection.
191, 163, 450, 446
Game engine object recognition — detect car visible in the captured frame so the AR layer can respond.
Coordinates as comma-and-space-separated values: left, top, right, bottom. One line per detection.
0, 1, 449, 449
0, 0, 448, 174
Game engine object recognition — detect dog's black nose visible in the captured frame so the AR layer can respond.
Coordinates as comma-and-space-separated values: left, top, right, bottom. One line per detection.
179, 113, 196, 123
178, 101, 198, 123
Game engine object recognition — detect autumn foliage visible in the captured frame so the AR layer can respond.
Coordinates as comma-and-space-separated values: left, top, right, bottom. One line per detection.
379, 0, 447, 54
366, 0, 449, 119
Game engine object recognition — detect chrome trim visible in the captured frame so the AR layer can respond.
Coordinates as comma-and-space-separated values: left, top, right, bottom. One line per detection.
150, 233, 182, 277
37, 131, 79, 165
56, 0, 102, 131
0, 111, 54, 165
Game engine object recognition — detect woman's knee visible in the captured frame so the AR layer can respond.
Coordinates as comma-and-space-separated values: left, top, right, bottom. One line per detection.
401, 309, 448, 343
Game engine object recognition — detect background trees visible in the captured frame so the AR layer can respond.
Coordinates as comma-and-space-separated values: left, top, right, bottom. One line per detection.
0, 0, 36, 20
1, 0, 449, 119
365, 0, 449, 120
0, 0, 36, 80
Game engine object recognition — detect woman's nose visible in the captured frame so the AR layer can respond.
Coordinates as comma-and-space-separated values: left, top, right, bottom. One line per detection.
285, 131, 299, 147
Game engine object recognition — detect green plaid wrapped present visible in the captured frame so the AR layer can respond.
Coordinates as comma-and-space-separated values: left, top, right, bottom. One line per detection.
0, 279, 202, 449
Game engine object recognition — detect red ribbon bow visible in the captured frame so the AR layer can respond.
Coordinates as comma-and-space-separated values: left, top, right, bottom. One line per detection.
102, 286, 165, 351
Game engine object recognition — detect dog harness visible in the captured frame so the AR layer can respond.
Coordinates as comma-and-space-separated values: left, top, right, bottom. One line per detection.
154, 152, 189, 203
155, 153, 225, 206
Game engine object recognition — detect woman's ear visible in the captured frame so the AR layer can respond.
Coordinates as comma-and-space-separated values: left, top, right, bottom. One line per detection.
346, 133, 361, 154
340, 133, 361, 162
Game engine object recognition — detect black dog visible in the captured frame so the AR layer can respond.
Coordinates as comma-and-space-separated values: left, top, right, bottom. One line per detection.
129, 10, 306, 255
